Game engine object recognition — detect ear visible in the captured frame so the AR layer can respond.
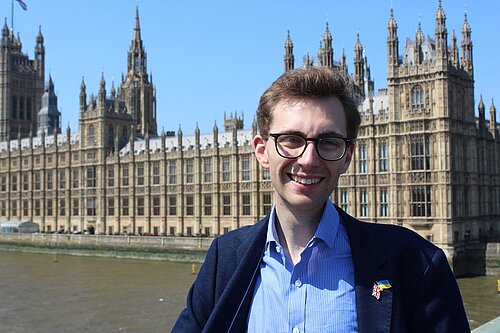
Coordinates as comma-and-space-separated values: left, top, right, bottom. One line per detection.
253, 135, 269, 169
340, 143, 355, 174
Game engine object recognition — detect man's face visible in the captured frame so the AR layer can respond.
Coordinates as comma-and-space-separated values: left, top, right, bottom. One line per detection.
253, 97, 354, 214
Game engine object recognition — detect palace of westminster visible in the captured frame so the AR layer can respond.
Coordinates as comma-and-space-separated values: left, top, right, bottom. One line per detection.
0, 3, 498, 256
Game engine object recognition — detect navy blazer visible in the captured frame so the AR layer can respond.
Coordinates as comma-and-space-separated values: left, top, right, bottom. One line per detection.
172, 206, 470, 332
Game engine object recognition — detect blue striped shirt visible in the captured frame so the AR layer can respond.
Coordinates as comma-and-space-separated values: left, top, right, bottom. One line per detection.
247, 200, 357, 333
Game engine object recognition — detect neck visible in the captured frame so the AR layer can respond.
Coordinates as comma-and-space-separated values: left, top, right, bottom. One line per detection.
274, 200, 324, 265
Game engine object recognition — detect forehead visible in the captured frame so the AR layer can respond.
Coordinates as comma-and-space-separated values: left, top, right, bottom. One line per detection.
270, 97, 347, 136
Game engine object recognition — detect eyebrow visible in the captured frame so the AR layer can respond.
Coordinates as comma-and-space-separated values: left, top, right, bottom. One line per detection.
277, 130, 347, 138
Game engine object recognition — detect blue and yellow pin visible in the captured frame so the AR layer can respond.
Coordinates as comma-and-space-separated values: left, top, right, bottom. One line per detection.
372, 280, 392, 300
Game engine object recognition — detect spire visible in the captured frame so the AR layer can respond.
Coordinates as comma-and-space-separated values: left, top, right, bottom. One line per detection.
302, 53, 313, 68
323, 21, 332, 44
195, 122, 200, 136
321, 20, 333, 68
478, 95, 486, 134
128, 3, 146, 74
387, 6, 399, 72
416, 18, 424, 42
354, 33, 365, 91
48, 74, 54, 90
461, 10, 473, 75
2, 18, 8, 38
80, 76, 86, 91
284, 29, 294, 72
195, 122, 200, 148
36, 25, 44, 44
110, 81, 116, 98
98, 73, 106, 104
80, 77, 87, 112
340, 48, 348, 76
415, 18, 424, 64
388, 6, 397, 30
177, 124, 183, 150
478, 94, 485, 114
490, 100, 497, 138
451, 29, 459, 67
434, 0, 448, 61
134, 3, 141, 42
436, 0, 445, 21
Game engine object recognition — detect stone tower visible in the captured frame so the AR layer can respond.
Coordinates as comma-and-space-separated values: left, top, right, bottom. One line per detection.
118, 5, 157, 138
79, 4, 156, 153
0, 23, 45, 141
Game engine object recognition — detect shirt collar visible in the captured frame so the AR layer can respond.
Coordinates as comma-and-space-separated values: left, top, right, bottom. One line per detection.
266, 199, 340, 250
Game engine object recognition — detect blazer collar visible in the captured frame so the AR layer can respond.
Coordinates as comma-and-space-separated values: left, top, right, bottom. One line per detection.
336, 206, 393, 333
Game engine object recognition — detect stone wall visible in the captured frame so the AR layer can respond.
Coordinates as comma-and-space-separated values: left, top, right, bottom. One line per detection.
0, 233, 213, 262
453, 241, 500, 277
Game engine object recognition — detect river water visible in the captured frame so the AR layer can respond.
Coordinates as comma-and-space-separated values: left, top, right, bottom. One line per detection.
0, 251, 498, 332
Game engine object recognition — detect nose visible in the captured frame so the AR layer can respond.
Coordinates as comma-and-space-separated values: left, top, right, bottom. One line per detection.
297, 141, 321, 167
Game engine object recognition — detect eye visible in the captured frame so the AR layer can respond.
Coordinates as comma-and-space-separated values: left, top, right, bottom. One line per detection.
319, 138, 343, 150
278, 135, 304, 148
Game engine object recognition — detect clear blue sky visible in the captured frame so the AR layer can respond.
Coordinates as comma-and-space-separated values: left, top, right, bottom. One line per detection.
3, 0, 499, 135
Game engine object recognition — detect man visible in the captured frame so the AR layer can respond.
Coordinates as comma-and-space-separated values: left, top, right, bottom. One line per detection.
172, 67, 469, 332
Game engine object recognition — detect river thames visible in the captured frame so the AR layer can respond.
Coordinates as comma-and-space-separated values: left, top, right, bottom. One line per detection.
0, 251, 498, 332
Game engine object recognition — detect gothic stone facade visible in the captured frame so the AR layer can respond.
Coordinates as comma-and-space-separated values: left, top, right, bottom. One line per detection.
0, 4, 499, 257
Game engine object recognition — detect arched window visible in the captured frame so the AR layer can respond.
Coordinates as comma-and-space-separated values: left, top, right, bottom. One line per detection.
122, 126, 128, 142
19, 97, 24, 119
87, 125, 95, 145
26, 98, 32, 120
11, 96, 17, 119
108, 125, 114, 146
134, 54, 139, 70
411, 85, 424, 110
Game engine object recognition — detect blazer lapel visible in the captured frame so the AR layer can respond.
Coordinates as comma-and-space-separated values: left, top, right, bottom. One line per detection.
338, 207, 393, 333
203, 216, 268, 333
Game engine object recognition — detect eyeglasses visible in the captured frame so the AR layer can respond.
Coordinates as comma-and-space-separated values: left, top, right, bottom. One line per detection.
269, 133, 352, 161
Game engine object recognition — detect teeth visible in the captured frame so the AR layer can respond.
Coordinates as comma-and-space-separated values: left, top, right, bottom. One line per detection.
291, 175, 320, 185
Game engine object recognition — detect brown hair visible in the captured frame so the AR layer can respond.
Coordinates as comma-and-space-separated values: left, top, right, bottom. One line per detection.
256, 67, 361, 140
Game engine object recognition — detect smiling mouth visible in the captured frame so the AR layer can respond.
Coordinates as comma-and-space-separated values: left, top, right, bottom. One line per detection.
289, 174, 321, 185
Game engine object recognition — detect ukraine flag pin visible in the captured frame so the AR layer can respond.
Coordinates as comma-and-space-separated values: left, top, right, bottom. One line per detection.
372, 280, 392, 300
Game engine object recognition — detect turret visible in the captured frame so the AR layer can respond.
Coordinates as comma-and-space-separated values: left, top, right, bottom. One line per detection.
320, 21, 333, 68
1, 19, 8, 40
461, 11, 473, 75
354, 34, 364, 91
478, 95, 485, 134
34, 26, 45, 77
387, 7, 399, 77
80, 77, 87, 112
98, 73, 106, 106
195, 123, 200, 149
284, 30, 294, 72
490, 100, 497, 139
340, 48, 348, 77
110, 82, 116, 99
450, 30, 459, 68
177, 125, 183, 150
434, 0, 448, 62
415, 20, 424, 64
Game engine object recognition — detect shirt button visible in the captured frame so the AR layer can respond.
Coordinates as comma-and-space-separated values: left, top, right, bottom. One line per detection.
294, 279, 302, 287
292, 327, 300, 333
275, 246, 281, 253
